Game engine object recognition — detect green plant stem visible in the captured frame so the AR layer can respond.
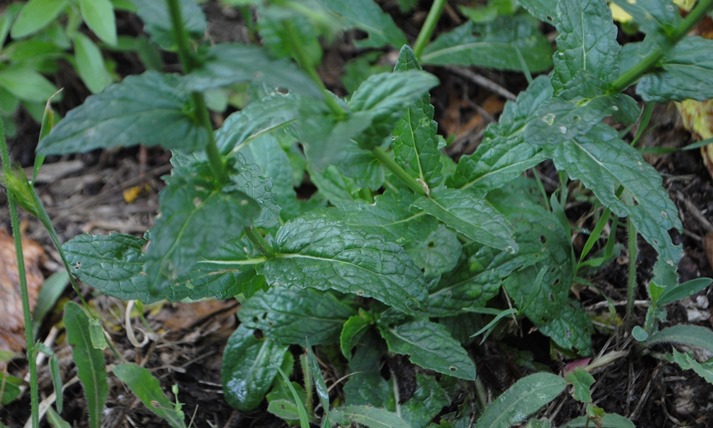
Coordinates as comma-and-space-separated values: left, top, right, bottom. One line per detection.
413, 0, 446, 59
166, 0, 227, 184
0, 119, 39, 428
625, 220, 638, 334
166, 0, 195, 72
608, 0, 713, 94
192, 93, 227, 183
245, 227, 274, 258
372, 147, 428, 197
283, 21, 345, 119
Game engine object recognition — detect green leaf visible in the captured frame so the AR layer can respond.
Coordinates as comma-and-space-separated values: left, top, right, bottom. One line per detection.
669, 349, 713, 385
215, 94, 300, 155
330, 405, 411, 428
113, 363, 186, 428
38, 71, 205, 155
144, 162, 260, 296
49, 353, 63, 412
305, 346, 330, 426
0, 67, 56, 103
64, 233, 260, 303
10, 0, 68, 38
238, 136, 299, 220
46, 407, 72, 428
257, 2, 330, 69
645, 325, 713, 355
79, 0, 117, 45
565, 368, 594, 403
32, 271, 69, 336
544, 124, 682, 287
260, 218, 428, 315
636, 37, 713, 102
551, 0, 620, 94
266, 381, 307, 422
0, 373, 23, 405
132, 0, 206, 49
239, 287, 355, 345
0, 4, 23, 46
392, 46, 443, 189
318, 0, 407, 48
379, 319, 476, 380
349, 70, 439, 149
183, 44, 321, 98
412, 187, 517, 252
610, 0, 681, 36
448, 76, 552, 193
406, 224, 462, 278
400, 374, 450, 428
73, 33, 113, 94
475, 373, 566, 428
340, 311, 373, 359
64, 302, 107, 428
426, 245, 513, 317
63, 234, 146, 299
489, 179, 592, 354
657, 278, 712, 306
421, 16, 553, 73
221, 325, 289, 411
538, 302, 593, 355
518, 0, 557, 24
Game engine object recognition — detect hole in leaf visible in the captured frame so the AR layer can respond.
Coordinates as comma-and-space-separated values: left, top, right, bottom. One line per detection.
449, 366, 457, 372
427, 241, 435, 248
540, 235, 547, 244
252, 329, 264, 339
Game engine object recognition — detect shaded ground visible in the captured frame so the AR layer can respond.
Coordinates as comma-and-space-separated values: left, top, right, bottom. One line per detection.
2, 1, 713, 427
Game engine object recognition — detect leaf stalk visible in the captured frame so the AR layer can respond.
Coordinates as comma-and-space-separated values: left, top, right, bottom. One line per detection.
166, 0, 228, 184
372, 147, 428, 197
413, 0, 446, 59
245, 227, 275, 258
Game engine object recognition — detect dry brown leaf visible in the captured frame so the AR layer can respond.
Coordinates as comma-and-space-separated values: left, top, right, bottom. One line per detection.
0, 228, 44, 353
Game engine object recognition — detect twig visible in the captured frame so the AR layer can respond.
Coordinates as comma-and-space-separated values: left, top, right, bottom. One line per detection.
446, 67, 517, 100
676, 191, 713, 233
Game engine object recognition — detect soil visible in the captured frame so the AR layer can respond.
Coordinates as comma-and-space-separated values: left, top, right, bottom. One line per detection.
2, 1, 713, 427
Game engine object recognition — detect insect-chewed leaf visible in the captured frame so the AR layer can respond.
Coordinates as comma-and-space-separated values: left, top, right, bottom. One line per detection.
379, 319, 476, 380
448, 76, 553, 193
38, 71, 205, 155
184, 44, 321, 97
518, 0, 557, 25
259, 217, 428, 315
63, 233, 261, 303
412, 187, 517, 253
239, 287, 355, 345
421, 16, 553, 73
144, 162, 261, 297
545, 123, 682, 287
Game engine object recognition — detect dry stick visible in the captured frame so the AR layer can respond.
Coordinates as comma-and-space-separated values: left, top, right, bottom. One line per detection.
446, 66, 517, 100
676, 191, 713, 233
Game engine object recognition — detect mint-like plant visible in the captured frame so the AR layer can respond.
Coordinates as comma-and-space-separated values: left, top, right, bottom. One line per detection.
30, 0, 713, 425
